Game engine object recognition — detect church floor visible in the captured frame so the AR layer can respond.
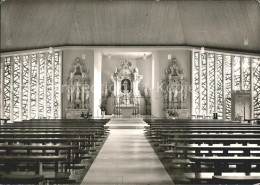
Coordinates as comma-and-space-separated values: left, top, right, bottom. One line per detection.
80, 128, 174, 185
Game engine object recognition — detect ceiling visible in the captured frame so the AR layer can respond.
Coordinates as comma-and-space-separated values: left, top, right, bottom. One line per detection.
1, 0, 259, 53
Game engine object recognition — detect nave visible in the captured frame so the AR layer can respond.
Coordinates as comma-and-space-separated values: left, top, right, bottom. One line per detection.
1, 118, 260, 184
81, 126, 174, 184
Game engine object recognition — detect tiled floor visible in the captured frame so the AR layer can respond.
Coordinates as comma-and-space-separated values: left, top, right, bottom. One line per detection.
81, 128, 174, 185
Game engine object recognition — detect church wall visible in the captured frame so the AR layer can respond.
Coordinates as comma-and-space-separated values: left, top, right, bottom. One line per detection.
135, 57, 152, 97
62, 49, 94, 118
61, 49, 190, 118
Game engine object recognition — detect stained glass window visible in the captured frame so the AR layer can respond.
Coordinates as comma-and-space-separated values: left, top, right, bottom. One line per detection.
208, 53, 215, 115
3, 57, 11, 119
13, 56, 21, 121
225, 55, 232, 120
1, 51, 62, 122
216, 54, 223, 119
253, 58, 260, 118
243, 57, 251, 91
201, 53, 207, 115
192, 51, 259, 119
193, 52, 200, 115
233, 56, 241, 90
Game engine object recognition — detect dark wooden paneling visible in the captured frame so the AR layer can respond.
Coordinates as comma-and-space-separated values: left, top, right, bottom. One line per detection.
1, 0, 259, 52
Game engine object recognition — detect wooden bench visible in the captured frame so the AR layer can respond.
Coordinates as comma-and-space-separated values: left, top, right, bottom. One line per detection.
213, 175, 260, 184
0, 119, 10, 124
0, 155, 66, 174
190, 156, 260, 175
176, 145, 260, 157
0, 172, 44, 184
245, 118, 260, 124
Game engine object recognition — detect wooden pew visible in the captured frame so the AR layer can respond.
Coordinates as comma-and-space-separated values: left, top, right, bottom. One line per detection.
190, 156, 260, 175
176, 145, 260, 158
0, 119, 10, 124
0, 119, 110, 184
0, 172, 44, 184
145, 120, 260, 184
213, 175, 260, 184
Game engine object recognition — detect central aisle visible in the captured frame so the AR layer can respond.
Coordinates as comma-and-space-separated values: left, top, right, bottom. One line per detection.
81, 127, 174, 184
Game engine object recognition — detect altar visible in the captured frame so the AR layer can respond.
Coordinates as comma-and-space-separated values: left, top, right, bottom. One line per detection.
103, 60, 148, 116
115, 105, 139, 117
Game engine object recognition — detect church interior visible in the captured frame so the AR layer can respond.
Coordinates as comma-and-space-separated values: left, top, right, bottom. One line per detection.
0, 0, 260, 184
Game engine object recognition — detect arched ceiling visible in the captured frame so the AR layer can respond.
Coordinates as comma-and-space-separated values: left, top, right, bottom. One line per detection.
1, 0, 259, 53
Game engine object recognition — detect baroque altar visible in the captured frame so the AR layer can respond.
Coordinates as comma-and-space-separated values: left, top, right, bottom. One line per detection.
162, 58, 188, 118
105, 60, 146, 116
65, 58, 91, 118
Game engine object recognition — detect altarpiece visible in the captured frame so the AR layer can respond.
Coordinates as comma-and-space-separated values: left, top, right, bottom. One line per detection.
105, 60, 147, 116
65, 58, 91, 118
163, 58, 188, 118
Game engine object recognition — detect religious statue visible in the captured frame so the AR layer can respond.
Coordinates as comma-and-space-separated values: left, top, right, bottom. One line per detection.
121, 79, 131, 93
144, 87, 149, 97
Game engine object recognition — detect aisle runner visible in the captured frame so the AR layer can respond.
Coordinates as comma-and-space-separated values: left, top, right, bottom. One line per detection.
81, 126, 174, 184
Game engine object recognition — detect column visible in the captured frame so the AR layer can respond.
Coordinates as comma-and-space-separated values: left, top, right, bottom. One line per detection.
89, 51, 102, 117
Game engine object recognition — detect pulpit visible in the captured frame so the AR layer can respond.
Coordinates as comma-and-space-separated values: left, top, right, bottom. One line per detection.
65, 58, 91, 118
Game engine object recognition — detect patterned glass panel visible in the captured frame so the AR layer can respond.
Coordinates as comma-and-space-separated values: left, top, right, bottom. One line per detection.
216, 54, 223, 119
13, 56, 21, 121
1, 52, 62, 122
193, 52, 200, 114
38, 53, 45, 118
201, 53, 207, 115
254, 58, 260, 118
22, 56, 29, 120
243, 57, 251, 90
208, 53, 215, 115
225, 55, 232, 120
233, 56, 241, 90
53, 52, 60, 118
46, 53, 53, 118
3, 57, 11, 119
31, 54, 37, 119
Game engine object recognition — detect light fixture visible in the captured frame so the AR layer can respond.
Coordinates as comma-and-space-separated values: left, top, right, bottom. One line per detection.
143, 54, 146, 60
49, 47, 53, 54
200, 47, 205, 54
244, 37, 248, 46
108, 54, 111, 60
168, 54, 171, 60
82, 54, 85, 60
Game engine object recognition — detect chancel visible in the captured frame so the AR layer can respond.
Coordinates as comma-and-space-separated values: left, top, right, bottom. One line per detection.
0, 0, 259, 185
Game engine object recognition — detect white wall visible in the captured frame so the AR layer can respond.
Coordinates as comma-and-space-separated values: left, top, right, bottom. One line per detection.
62, 48, 191, 118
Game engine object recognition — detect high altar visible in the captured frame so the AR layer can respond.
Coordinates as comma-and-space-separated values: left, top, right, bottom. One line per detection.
162, 58, 188, 118
65, 58, 91, 118
105, 60, 147, 116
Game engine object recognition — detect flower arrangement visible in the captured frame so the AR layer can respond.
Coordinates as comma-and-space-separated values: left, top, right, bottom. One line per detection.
99, 104, 106, 112
167, 109, 179, 118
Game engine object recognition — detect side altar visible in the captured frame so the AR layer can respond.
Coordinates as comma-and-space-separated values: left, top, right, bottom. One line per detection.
104, 60, 147, 116
162, 58, 188, 118
65, 58, 91, 119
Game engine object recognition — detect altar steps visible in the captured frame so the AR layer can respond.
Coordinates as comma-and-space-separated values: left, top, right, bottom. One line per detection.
107, 118, 148, 129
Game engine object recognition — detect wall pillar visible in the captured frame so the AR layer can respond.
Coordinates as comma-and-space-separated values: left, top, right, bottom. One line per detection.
89, 51, 102, 117
151, 52, 162, 117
